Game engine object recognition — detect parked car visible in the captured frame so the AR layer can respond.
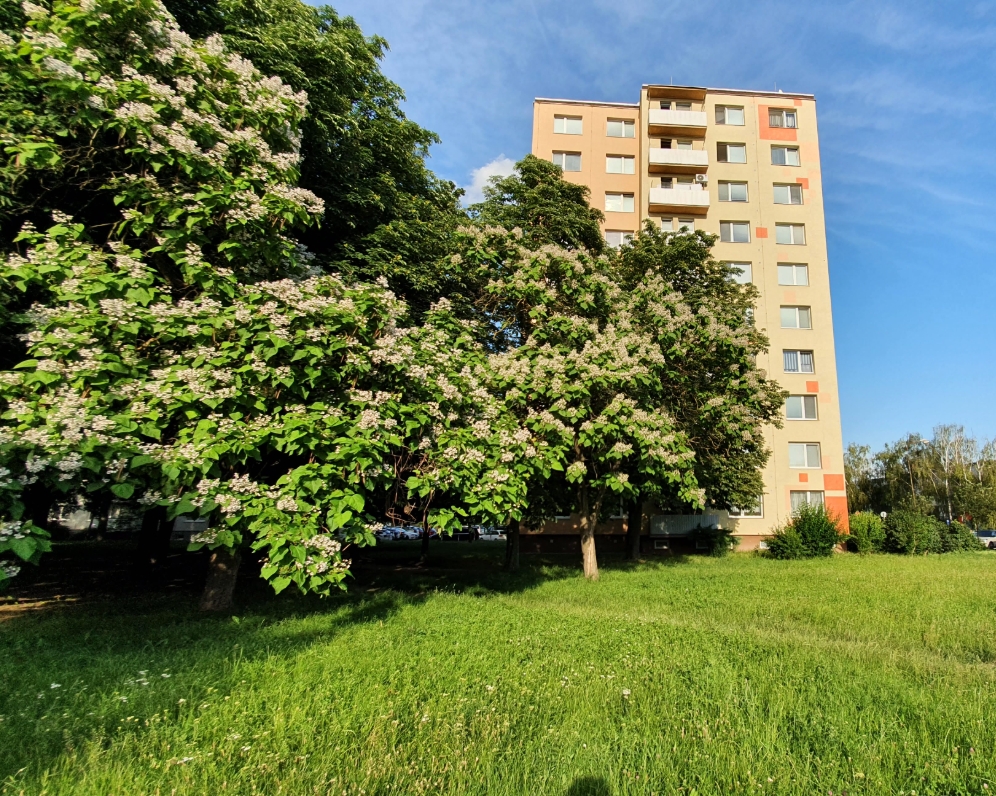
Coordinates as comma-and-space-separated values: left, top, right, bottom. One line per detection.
479, 527, 505, 541
393, 527, 420, 541
374, 528, 395, 542
974, 529, 996, 549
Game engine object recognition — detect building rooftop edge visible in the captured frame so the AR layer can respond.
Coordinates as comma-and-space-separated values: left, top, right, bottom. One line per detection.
643, 84, 816, 100
533, 97, 640, 108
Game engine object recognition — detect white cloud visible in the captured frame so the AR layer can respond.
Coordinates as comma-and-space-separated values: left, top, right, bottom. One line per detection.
462, 155, 516, 205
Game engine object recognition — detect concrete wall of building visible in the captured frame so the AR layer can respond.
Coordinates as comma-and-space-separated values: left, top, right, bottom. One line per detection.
530, 86, 848, 540
532, 99, 642, 237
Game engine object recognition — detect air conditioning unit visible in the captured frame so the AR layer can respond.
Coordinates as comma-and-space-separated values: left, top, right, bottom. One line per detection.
694, 173, 708, 183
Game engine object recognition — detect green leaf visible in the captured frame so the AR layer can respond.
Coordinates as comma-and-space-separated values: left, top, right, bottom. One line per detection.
110, 483, 135, 499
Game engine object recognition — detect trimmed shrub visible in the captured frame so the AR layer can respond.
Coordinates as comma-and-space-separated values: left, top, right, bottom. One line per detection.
847, 512, 886, 554
939, 520, 984, 553
766, 526, 807, 559
884, 510, 942, 554
767, 503, 843, 559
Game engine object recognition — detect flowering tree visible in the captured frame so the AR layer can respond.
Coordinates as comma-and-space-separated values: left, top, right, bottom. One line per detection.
0, 0, 552, 604
457, 222, 785, 580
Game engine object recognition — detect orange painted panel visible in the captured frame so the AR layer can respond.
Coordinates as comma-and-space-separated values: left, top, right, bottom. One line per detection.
798, 473, 809, 483
796, 177, 809, 189
825, 496, 849, 531
758, 105, 798, 141
805, 381, 819, 393
793, 98, 803, 107
756, 226, 768, 238
823, 474, 845, 491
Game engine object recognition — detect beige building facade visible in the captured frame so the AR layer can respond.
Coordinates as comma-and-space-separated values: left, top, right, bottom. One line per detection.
531, 85, 847, 548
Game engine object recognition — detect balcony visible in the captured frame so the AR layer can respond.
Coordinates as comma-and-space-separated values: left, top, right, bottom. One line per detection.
648, 148, 709, 174
648, 108, 708, 136
648, 187, 710, 215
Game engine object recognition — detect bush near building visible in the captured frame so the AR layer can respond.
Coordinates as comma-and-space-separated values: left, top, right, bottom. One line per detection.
846, 511, 886, 553
767, 502, 843, 559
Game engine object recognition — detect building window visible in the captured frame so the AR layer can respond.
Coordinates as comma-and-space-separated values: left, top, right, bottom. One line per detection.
717, 143, 747, 163
661, 100, 692, 111
726, 262, 752, 284
552, 152, 581, 172
718, 182, 748, 202
776, 223, 806, 245
715, 106, 745, 125
769, 109, 798, 128
660, 176, 694, 189
605, 193, 635, 213
676, 139, 693, 150
780, 306, 812, 329
771, 146, 801, 166
720, 221, 750, 243
783, 350, 814, 373
786, 395, 818, 420
663, 217, 695, 234
607, 119, 635, 138
788, 443, 822, 469
774, 184, 803, 205
606, 155, 635, 174
554, 115, 583, 135
777, 264, 809, 285
605, 230, 633, 248
790, 490, 825, 511
729, 496, 763, 517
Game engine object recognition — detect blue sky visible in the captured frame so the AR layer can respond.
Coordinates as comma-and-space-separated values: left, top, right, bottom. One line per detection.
330, 0, 996, 450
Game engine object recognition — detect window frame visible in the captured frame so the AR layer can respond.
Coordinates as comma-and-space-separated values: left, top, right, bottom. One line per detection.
777, 264, 809, 286
771, 146, 801, 166
783, 349, 815, 373
786, 395, 818, 420
605, 154, 635, 174
720, 221, 751, 243
605, 230, 634, 249
717, 142, 747, 164
780, 305, 812, 329
790, 491, 825, 512
725, 262, 752, 284
788, 442, 822, 469
773, 183, 804, 205
776, 223, 806, 245
553, 115, 583, 135
551, 151, 582, 172
718, 181, 749, 202
728, 495, 763, 518
606, 119, 635, 138
768, 108, 798, 128
715, 105, 745, 125
605, 192, 635, 213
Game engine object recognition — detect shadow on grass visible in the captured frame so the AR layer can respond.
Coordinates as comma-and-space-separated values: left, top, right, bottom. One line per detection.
567, 776, 612, 795
0, 540, 700, 784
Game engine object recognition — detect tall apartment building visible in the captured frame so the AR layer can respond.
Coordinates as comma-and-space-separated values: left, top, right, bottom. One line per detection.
531, 85, 847, 549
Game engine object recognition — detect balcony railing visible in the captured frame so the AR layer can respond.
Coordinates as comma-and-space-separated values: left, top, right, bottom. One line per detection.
648, 148, 709, 168
648, 109, 708, 132
648, 187, 710, 211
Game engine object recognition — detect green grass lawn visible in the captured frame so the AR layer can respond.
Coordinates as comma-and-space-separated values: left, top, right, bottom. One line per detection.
2, 545, 996, 795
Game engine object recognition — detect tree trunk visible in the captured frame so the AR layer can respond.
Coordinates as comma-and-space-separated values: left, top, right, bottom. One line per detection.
420, 519, 430, 563
24, 486, 54, 533
92, 494, 112, 541
505, 520, 520, 572
625, 498, 642, 561
137, 506, 171, 569
199, 547, 241, 612
579, 487, 599, 580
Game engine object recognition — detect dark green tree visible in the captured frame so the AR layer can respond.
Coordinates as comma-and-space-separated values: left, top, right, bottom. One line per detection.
469, 155, 605, 253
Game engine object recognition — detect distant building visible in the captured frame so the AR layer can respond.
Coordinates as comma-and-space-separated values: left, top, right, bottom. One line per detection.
530, 85, 847, 550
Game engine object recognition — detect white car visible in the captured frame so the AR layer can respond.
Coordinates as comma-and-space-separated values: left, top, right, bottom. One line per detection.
479, 527, 505, 541
393, 527, 420, 540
